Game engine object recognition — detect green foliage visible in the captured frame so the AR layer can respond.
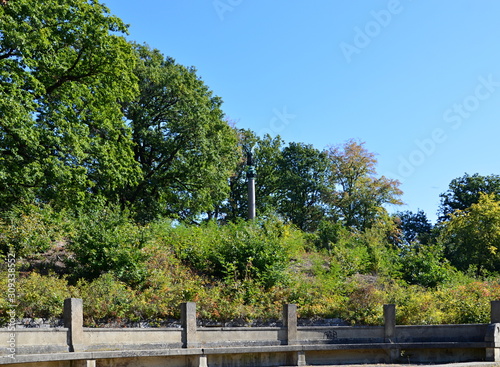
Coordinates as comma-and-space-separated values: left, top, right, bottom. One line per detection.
171, 218, 301, 288
395, 210, 433, 246
325, 140, 403, 230
399, 243, 454, 287
276, 143, 329, 231
308, 217, 401, 279
66, 203, 148, 284
120, 43, 239, 222
439, 173, 500, 221
0, 203, 71, 257
343, 276, 386, 325
313, 220, 347, 253
330, 233, 372, 277
438, 193, 500, 275
76, 273, 138, 326
356, 219, 401, 276
0, 0, 140, 210
3, 212, 500, 326
437, 280, 500, 324
392, 284, 446, 325
16, 272, 73, 319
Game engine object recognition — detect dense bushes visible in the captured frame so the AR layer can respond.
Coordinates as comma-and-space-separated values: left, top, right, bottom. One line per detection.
169, 219, 301, 288
0, 204, 71, 258
66, 203, 148, 285
2, 203, 500, 327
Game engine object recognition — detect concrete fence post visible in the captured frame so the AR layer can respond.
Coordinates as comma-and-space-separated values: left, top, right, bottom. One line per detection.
486, 301, 500, 361
64, 298, 84, 353
71, 361, 96, 367
283, 304, 305, 366
384, 304, 396, 342
283, 304, 298, 345
181, 302, 199, 348
491, 301, 500, 323
384, 304, 399, 363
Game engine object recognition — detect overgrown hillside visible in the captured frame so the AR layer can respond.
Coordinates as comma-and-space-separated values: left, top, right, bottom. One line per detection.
1, 202, 500, 327
2, 0, 500, 328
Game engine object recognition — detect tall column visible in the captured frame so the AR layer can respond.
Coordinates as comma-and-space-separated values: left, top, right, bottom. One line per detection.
248, 175, 256, 220
246, 148, 256, 220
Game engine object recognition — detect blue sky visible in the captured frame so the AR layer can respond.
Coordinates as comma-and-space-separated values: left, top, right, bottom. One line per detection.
102, 0, 500, 224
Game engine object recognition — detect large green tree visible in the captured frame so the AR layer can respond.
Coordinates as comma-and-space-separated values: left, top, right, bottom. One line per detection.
120, 44, 238, 222
0, 0, 139, 209
276, 142, 329, 231
439, 173, 500, 221
325, 140, 402, 230
439, 193, 500, 275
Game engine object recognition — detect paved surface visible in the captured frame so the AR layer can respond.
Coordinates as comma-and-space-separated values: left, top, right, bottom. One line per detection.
307, 363, 500, 367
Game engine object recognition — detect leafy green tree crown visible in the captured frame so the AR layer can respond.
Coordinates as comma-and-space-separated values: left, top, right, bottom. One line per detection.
0, 0, 140, 209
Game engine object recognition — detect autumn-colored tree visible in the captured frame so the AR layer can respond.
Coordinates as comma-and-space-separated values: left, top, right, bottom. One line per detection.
325, 140, 402, 230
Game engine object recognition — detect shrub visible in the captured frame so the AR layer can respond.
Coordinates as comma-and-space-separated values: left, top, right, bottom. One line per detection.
16, 272, 73, 320
170, 219, 300, 288
76, 273, 138, 326
342, 276, 386, 325
0, 204, 71, 258
392, 284, 445, 325
398, 243, 454, 287
437, 280, 500, 324
66, 203, 148, 284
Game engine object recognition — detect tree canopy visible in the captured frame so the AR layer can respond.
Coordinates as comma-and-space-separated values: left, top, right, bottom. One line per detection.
439, 193, 500, 275
276, 142, 329, 231
395, 210, 433, 247
0, 1, 406, 229
120, 44, 239, 222
439, 173, 500, 221
325, 140, 403, 230
0, 0, 139, 209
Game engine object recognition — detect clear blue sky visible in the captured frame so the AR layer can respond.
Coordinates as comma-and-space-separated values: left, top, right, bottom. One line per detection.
102, 0, 500, 224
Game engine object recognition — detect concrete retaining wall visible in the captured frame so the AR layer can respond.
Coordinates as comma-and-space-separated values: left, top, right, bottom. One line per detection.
1, 301, 500, 366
